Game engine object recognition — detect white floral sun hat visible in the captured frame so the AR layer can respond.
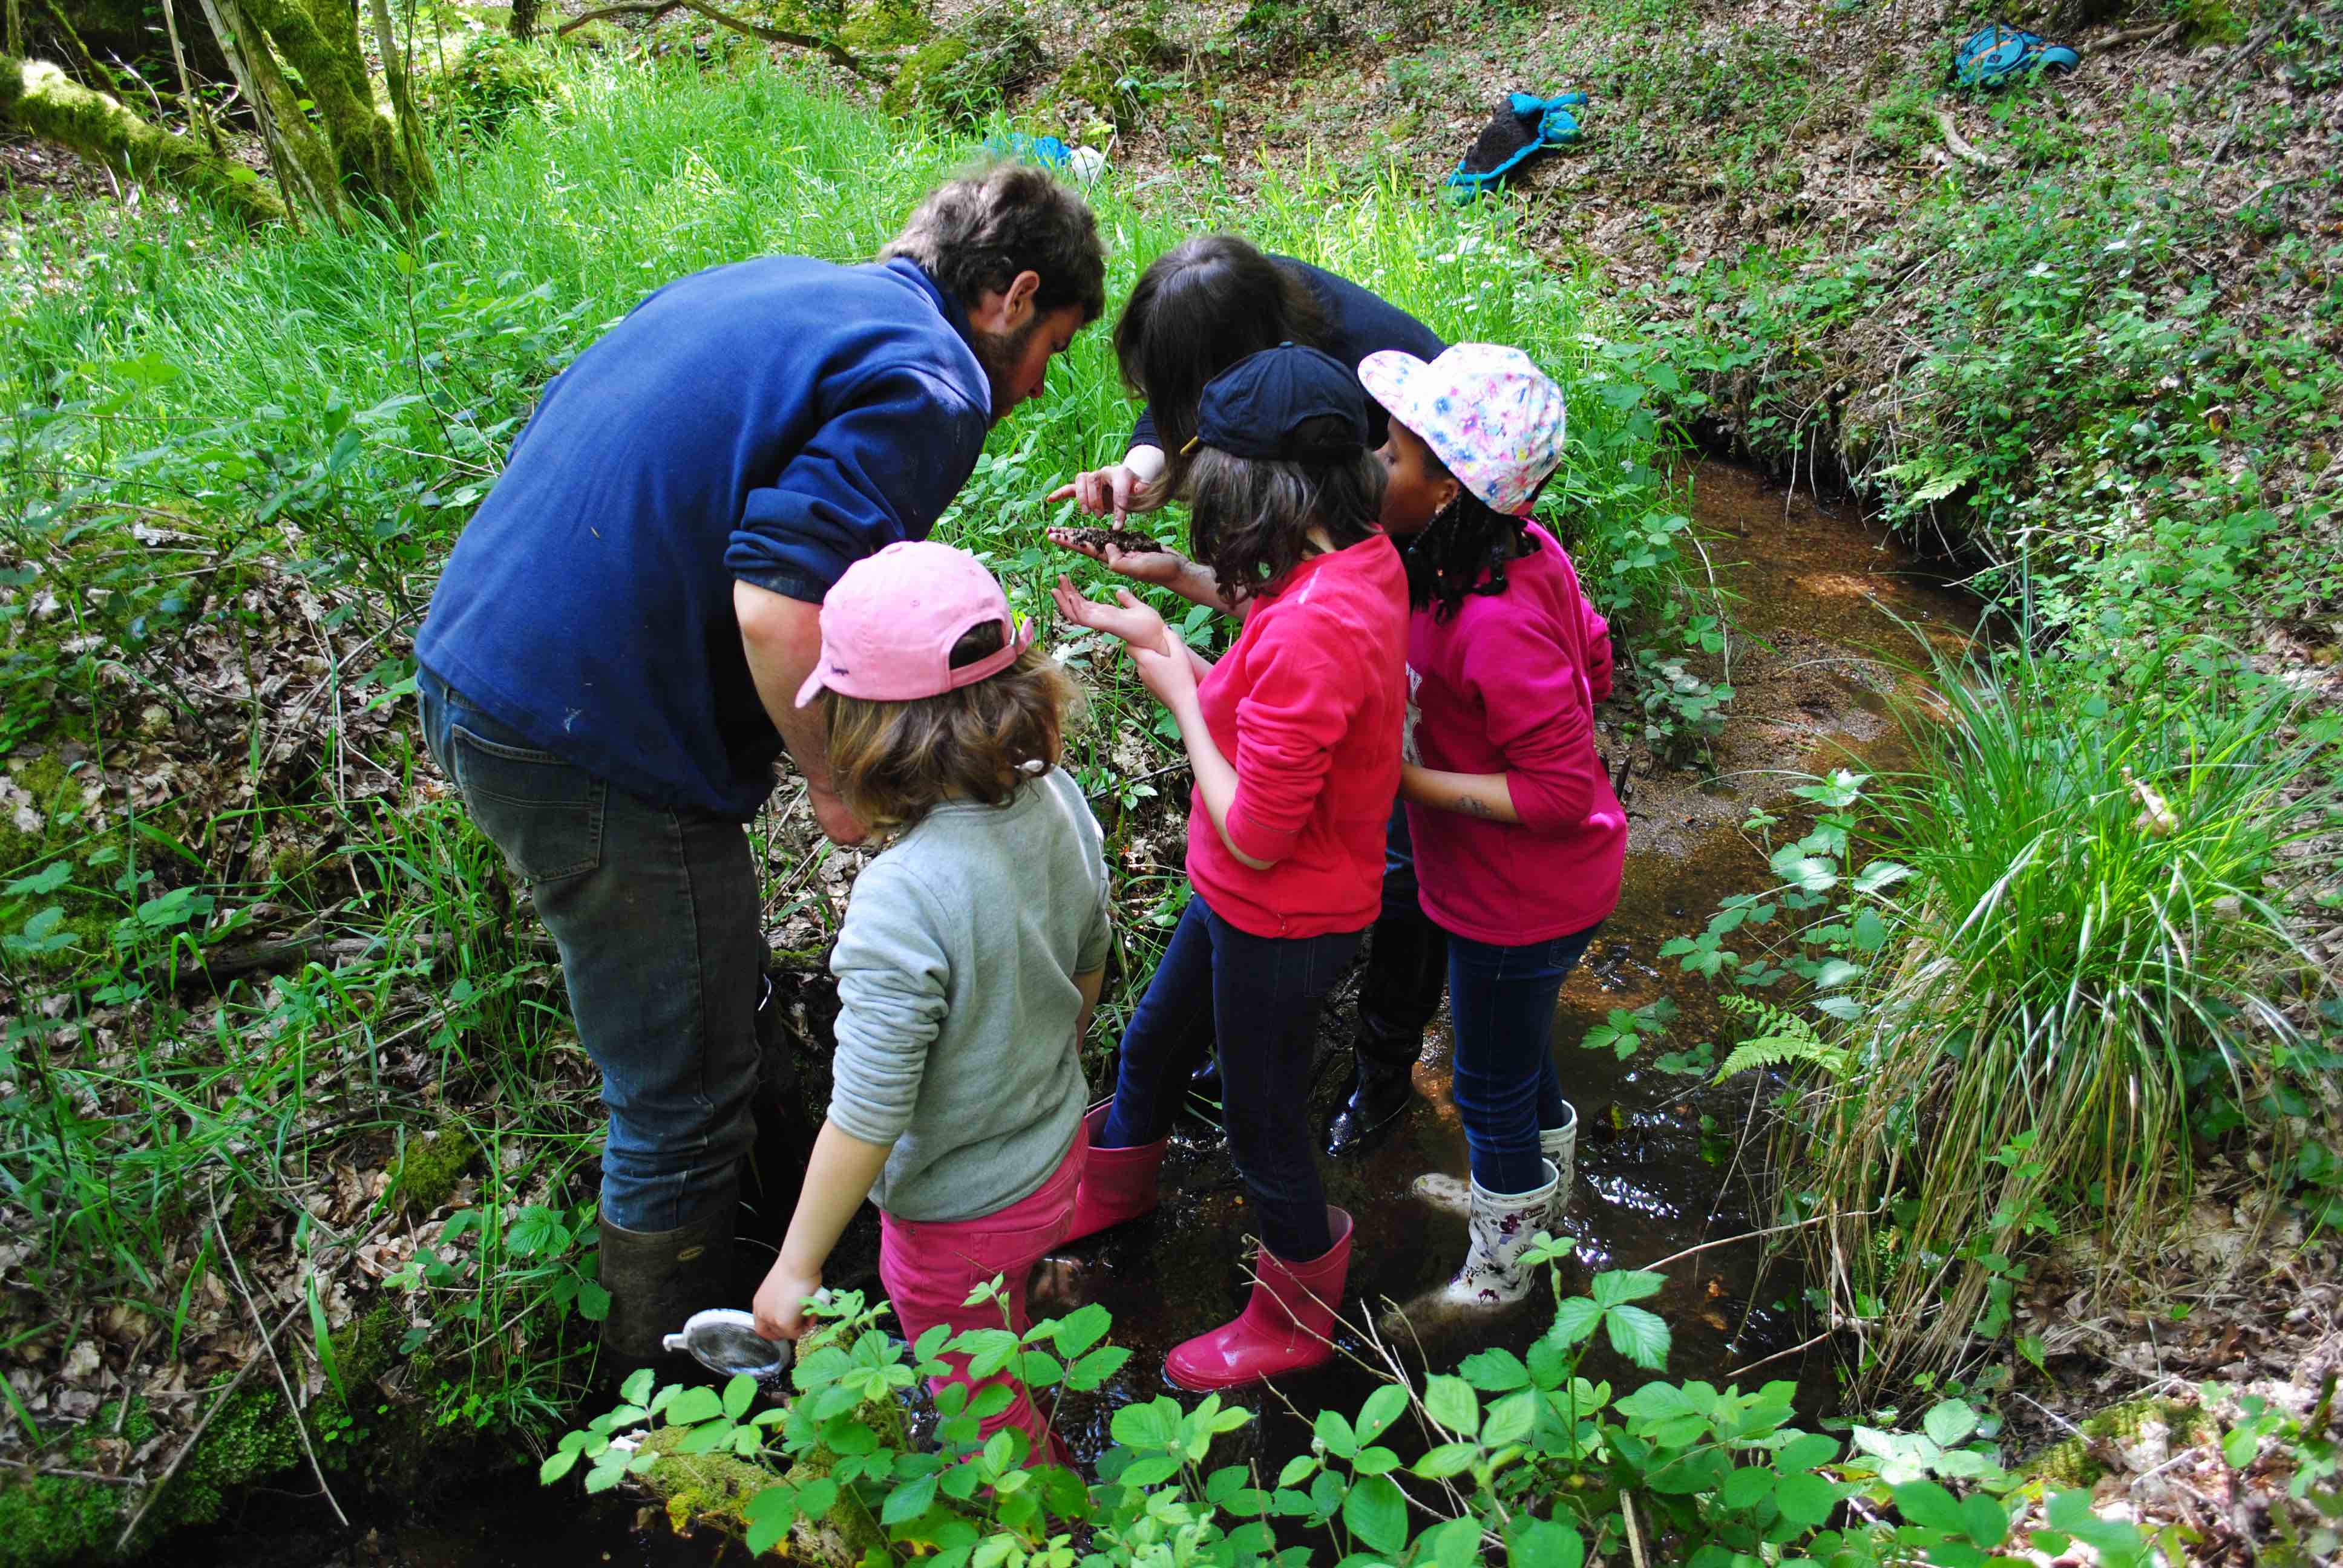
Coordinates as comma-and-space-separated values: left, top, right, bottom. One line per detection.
1357, 343, 1568, 517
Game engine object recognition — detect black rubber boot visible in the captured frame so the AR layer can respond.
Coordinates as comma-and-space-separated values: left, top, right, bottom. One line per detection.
1323, 1048, 1417, 1157
597, 1203, 739, 1380
1181, 1055, 1226, 1131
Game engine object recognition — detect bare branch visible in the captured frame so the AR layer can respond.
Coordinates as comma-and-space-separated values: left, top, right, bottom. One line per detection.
556, 0, 885, 81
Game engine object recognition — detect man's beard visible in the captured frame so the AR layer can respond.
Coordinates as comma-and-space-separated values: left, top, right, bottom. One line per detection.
970, 316, 1043, 419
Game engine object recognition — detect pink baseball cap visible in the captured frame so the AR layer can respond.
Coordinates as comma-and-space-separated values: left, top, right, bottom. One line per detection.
793, 541, 1034, 708
1356, 344, 1568, 517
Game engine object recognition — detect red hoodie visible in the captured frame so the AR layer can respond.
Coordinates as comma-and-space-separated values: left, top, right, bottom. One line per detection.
1185, 535, 1409, 939
1404, 522, 1625, 944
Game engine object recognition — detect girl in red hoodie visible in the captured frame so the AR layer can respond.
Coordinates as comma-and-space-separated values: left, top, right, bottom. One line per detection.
1359, 344, 1627, 1321
1049, 344, 1407, 1391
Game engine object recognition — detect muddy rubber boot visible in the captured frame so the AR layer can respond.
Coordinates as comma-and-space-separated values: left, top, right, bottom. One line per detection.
1413, 1102, 1578, 1218
1384, 1161, 1559, 1338
598, 1204, 739, 1377
1063, 1101, 1167, 1244
1165, 1207, 1352, 1392
1322, 1047, 1416, 1158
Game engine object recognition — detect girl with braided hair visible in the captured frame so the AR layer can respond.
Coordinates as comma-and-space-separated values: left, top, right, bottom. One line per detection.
1361, 344, 1627, 1324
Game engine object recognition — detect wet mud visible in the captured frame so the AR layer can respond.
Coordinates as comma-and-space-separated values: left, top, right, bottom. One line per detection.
165, 464, 1982, 1565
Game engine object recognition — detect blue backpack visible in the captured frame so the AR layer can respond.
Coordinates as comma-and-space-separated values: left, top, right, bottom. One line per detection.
1955, 24, 2079, 88
1444, 92, 1587, 199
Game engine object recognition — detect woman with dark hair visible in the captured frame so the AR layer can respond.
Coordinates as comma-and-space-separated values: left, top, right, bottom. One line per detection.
1047, 232, 1450, 1162
1048, 345, 1407, 1390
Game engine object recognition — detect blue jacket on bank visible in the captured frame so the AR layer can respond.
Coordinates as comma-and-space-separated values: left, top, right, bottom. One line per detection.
415, 256, 994, 820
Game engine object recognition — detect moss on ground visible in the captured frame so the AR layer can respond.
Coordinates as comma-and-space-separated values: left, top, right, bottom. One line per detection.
1057, 25, 1177, 131
879, 2, 1043, 123
390, 1124, 479, 1217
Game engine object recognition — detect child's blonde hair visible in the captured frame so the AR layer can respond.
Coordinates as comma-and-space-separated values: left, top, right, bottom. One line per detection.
822, 624, 1075, 835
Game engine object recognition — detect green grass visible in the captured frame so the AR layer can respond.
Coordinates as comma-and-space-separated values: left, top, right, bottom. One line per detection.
0, 45, 1694, 1512
1780, 647, 2339, 1380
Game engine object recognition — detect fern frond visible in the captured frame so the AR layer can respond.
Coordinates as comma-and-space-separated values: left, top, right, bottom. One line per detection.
1712, 994, 1849, 1083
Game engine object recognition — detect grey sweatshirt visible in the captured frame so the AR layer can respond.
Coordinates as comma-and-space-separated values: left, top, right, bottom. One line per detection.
826, 766, 1110, 1223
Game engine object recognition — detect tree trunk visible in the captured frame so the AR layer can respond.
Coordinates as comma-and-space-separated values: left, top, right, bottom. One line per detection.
224, 0, 433, 218
508, 0, 539, 39
0, 51, 287, 224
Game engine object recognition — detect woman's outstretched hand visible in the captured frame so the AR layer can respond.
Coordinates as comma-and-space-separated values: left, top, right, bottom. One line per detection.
1044, 524, 1191, 588
1045, 462, 1167, 523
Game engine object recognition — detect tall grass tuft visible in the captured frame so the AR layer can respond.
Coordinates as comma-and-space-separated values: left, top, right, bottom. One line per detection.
1786, 645, 2336, 1378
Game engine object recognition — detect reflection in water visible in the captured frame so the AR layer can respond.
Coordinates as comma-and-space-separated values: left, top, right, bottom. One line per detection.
164, 465, 1981, 1564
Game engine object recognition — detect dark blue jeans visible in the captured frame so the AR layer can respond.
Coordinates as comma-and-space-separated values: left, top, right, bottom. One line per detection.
418, 669, 762, 1233
1446, 921, 1603, 1195
1102, 893, 1362, 1261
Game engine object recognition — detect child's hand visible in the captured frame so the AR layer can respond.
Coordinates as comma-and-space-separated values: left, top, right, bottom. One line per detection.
1053, 577, 1176, 658
1129, 636, 1197, 708
753, 1258, 825, 1342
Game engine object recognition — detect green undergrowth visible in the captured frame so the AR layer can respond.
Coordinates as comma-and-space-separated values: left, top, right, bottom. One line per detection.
1644, 49, 2343, 672
0, 45, 1697, 1544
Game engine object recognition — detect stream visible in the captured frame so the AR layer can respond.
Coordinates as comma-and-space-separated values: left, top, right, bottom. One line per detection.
157, 462, 1981, 1567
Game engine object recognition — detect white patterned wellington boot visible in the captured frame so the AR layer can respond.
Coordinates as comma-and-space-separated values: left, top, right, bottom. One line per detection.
1410, 1100, 1578, 1218
1384, 1160, 1562, 1336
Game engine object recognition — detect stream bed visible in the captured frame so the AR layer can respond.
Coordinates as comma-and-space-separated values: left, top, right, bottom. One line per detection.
159, 462, 1981, 1567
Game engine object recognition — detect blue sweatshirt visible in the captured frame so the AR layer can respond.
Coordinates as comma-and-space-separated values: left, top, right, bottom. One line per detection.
1127, 257, 1446, 454
416, 256, 993, 819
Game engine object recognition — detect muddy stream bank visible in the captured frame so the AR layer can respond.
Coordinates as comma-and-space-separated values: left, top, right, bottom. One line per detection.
159, 462, 1981, 1567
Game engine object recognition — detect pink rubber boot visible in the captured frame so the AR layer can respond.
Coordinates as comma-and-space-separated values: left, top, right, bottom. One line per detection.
1165, 1208, 1352, 1391
1062, 1101, 1166, 1244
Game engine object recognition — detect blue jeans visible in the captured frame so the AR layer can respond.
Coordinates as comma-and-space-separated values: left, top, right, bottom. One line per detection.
418, 669, 762, 1233
1102, 894, 1362, 1261
1446, 922, 1603, 1195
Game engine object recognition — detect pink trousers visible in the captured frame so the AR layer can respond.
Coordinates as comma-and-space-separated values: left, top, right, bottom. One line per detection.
878, 1122, 1089, 1469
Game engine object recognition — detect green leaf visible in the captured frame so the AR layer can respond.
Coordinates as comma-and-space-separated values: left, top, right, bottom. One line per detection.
1481, 1390, 1535, 1448
1424, 1374, 1478, 1435
1958, 1492, 2010, 1548
1422, 1517, 1483, 1568
1605, 1304, 1671, 1370
1611, 1381, 1696, 1421
1505, 1515, 1585, 1568
1051, 1302, 1112, 1357
1545, 1296, 1603, 1346
1340, 1474, 1407, 1555
1719, 1466, 1774, 1508
1354, 1382, 1407, 1445
1315, 1408, 1358, 1459
1413, 1443, 1480, 1480
1458, 1347, 1530, 1391
722, 1374, 756, 1420
539, 1448, 580, 1484
1893, 1479, 1964, 1532
1922, 1399, 1979, 1448
882, 1471, 939, 1524
619, 1367, 655, 1406
1110, 1396, 1176, 1449
1276, 1454, 1319, 1488
1773, 1470, 1841, 1529
1590, 1269, 1667, 1307
795, 1477, 838, 1517
663, 1386, 724, 1425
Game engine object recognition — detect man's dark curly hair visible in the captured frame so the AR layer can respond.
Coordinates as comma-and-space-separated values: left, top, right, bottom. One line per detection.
882, 163, 1108, 325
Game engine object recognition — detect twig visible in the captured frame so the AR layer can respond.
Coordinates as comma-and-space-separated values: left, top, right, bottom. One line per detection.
1725, 1328, 1833, 1378
208, 1189, 347, 1530
1934, 111, 2002, 171
554, 0, 884, 79
2097, 20, 2181, 47
0, 1456, 140, 1483
2197, 2, 2302, 98
2204, 103, 2245, 170
1640, 1205, 1882, 1275
1620, 1489, 1650, 1568
113, 1298, 303, 1552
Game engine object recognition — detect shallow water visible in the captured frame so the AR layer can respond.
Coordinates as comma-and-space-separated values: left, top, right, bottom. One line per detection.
160, 463, 1981, 1565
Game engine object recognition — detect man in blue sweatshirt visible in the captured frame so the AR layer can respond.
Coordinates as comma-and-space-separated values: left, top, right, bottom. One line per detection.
413, 165, 1107, 1365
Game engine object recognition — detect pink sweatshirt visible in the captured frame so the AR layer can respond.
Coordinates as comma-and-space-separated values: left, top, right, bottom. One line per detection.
1404, 523, 1625, 945
1186, 535, 1409, 939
